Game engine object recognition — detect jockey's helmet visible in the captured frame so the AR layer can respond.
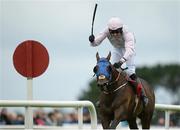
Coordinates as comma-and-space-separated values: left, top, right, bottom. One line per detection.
107, 17, 123, 30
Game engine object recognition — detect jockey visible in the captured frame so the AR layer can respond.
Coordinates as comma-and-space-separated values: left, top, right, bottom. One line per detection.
89, 17, 148, 106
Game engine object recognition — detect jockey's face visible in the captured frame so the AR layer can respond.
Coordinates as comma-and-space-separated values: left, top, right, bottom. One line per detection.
109, 28, 122, 37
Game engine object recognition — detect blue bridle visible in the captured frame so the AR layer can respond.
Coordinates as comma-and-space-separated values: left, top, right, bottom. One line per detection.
94, 58, 112, 80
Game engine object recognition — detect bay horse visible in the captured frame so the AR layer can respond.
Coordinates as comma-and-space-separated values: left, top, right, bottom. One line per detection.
93, 52, 155, 129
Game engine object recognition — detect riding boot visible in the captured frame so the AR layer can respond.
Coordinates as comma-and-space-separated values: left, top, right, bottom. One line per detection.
129, 74, 149, 107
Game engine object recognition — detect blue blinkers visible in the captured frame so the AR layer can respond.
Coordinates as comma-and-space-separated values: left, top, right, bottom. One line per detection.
94, 58, 112, 80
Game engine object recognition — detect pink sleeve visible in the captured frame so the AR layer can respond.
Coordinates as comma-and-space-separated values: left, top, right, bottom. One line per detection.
123, 32, 135, 60
90, 28, 109, 47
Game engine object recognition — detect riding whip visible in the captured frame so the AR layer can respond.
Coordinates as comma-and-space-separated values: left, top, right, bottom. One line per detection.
91, 3, 98, 35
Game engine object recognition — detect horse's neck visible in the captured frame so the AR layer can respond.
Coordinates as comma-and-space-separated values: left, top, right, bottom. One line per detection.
112, 68, 127, 85
112, 70, 136, 106
114, 69, 137, 103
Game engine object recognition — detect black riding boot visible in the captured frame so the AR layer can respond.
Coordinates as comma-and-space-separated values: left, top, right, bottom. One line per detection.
130, 74, 149, 107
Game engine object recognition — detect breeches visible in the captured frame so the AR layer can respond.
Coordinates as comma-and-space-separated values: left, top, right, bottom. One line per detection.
111, 48, 136, 76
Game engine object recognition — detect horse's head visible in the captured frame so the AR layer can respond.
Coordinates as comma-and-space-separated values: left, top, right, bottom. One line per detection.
93, 52, 113, 86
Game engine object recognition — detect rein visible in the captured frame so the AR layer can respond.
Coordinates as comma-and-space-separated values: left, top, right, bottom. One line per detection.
108, 66, 128, 86
108, 71, 121, 86
102, 70, 128, 94
103, 82, 127, 94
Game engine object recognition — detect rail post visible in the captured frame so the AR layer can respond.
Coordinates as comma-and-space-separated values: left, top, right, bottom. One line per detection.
155, 104, 180, 130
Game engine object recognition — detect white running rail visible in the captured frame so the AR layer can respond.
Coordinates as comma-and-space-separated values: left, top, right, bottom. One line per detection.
1, 101, 180, 130
155, 104, 180, 130
0, 100, 98, 130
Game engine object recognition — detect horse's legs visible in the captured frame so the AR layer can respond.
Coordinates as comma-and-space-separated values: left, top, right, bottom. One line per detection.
140, 112, 153, 129
109, 108, 126, 129
127, 117, 138, 130
101, 116, 111, 129
141, 115, 153, 129
109, 119, 121, 129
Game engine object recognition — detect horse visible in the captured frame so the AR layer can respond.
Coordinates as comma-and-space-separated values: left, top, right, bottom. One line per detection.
93, 52, 155, 129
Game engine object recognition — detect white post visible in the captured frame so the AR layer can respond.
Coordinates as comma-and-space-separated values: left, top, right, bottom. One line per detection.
88, 104, 97, 129
155, 104, 180, 129
25, 78, 33, 129
78, 107, 83, 129
165, 110, 170, 130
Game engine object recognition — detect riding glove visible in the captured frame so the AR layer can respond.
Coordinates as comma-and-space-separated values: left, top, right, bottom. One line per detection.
89, 35, 95, 43
113, 57, 126, 68
113, 61, 123, 68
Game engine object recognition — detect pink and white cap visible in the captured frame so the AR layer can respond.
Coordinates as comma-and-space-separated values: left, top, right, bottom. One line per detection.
107, 17, 123, 30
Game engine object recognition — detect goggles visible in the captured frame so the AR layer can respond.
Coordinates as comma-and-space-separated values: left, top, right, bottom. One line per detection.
109, 28, 122, 34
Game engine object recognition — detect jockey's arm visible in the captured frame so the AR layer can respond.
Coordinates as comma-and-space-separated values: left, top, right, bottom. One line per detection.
90, 28, 108, 47
123, 32, 135, 61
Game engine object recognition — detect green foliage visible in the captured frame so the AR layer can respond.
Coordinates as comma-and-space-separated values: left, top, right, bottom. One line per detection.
136, 64, 180, 92
78, 78, 100, 105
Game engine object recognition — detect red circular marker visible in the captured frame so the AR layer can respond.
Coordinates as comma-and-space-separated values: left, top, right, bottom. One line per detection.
13, 40, 49, 78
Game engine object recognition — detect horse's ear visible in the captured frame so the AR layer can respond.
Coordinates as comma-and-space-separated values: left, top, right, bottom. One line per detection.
107, 51, 111, 61
96, 52, 100, 61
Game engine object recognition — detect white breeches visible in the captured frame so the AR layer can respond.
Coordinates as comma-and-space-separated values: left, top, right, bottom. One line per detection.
111, 48, 136, 76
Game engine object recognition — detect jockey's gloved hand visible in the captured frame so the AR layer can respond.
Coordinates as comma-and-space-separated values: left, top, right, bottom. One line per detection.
113, 61, 123, 68
89, 34, 95, 43
113, 57, 126, 68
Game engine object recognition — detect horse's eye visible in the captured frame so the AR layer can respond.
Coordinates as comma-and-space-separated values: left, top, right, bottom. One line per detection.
107, 65, 112, 72
93, 66, 98, 73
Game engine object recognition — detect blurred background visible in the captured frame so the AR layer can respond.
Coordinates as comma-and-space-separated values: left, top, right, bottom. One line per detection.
0, 0, 180, 128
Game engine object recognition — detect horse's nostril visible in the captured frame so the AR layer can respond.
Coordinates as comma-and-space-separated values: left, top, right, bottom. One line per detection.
98, 75, 106, 80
